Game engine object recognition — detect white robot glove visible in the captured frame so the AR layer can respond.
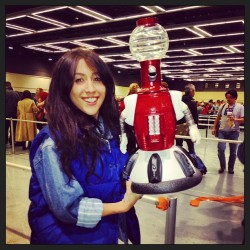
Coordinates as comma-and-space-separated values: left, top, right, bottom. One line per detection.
188, 124, 201, 144
120, 132, 128, 154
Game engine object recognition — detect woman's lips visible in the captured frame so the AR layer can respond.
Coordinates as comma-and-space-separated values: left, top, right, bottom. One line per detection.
82, 97, 98, 105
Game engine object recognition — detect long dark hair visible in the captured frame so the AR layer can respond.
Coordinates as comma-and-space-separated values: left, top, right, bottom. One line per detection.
46, 48, 120, 180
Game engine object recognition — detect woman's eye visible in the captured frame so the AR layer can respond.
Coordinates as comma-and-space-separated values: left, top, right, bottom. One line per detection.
74, 78, 84, 83
94, 76, 101, 82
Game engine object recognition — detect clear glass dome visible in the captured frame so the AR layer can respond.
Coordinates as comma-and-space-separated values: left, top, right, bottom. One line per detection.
129, 23, 169, 62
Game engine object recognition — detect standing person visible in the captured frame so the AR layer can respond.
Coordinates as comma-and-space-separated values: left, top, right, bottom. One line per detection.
28, 48, 141, 244
212, 89, 244, 174
33, 88, 42, 106
175, 83, 199, 154
35, 88, 49, 130
5, 81, 20, 146
15, 90, 38, 150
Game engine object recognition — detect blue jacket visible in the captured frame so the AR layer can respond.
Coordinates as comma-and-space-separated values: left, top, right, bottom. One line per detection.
28, 125, 140, 244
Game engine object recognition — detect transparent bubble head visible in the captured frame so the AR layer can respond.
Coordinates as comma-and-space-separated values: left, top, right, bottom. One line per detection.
129, 17, 169, 62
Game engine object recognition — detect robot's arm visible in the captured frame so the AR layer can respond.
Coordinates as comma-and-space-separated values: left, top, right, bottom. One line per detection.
120, 109, 128, 153
119, 94, 138, 153
169, 90, 184, 121
181, 102, 201, 144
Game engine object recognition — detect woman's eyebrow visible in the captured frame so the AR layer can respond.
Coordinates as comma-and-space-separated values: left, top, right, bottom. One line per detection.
74, 72, 85, 76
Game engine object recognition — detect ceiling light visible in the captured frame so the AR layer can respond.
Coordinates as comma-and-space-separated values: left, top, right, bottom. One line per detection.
165, 6, 206, 13
6, 15, 27, 21
32, 6, 67, 15
185, 27, 205, 38
193, 26, 212, 37
76, 6, 112, 20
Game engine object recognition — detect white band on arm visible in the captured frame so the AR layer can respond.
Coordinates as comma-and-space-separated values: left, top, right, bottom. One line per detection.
77, 197, 103, 228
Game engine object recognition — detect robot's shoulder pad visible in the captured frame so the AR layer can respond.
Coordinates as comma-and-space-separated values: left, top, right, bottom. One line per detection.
169, 90, 182, 101
169, 90, 184, 121
124, 93, 138, 107
123, 93, 138, 126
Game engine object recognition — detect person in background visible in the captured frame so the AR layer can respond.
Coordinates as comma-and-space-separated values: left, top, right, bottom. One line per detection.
28, 48, 141, 244
201, 102, 209, 115
5, 81, 20, 146
175, 83, 199, 154
15, 90, 38, 150
196, 101, 203, 114
35, 88, 49, 130
34, 88, 43, 106
212, 89, 244, 174
214, 100, 221, 114
208, 99, 215, 115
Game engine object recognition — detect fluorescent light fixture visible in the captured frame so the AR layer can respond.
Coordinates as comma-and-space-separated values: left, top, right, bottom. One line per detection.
43, 44, 68, 51
6, 23, 35, 32
193, 26, 212, 37
223, 46, 236, 53
104, 37, 128, 46
211, 59, 226, 64
32, 6, 68, 15
155, 6, 165, 12
6, 15, 27, 21
115, 12, 154, 21
185, 27, 205, 38
232, 67, 243, 71
229, 45, 242, 53
140, 6, 156, 13
72, 20, 106, 28
29, 15, 69, 27
197, 19, 244, 27
71, 41, 97, 49
164, 6, 206, 13
76, 6, 113, 20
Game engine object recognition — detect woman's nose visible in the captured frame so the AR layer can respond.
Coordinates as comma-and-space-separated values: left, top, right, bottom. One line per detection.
85, 80, 95, 92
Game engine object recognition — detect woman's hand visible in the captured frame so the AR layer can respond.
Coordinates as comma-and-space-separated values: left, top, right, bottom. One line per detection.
122, 180, 142, 212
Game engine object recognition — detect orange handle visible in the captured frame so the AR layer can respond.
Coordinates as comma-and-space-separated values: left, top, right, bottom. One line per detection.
156, 197, 169, 211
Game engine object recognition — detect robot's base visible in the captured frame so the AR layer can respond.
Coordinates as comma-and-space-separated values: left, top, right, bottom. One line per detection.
131, 171, 202, 194
123, 146, 203, 194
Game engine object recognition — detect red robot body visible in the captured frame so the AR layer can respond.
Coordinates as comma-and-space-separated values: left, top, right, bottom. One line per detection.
134, 90, 176, 151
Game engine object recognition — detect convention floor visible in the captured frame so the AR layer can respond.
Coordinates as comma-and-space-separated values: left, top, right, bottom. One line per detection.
6, 129, 244, 244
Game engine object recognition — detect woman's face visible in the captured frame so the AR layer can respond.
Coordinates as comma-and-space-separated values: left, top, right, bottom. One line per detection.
70, 59, 106, 119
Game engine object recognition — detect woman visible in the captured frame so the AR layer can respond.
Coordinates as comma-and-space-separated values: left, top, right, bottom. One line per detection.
15, 90, 38, 150
28, 48, 141, 244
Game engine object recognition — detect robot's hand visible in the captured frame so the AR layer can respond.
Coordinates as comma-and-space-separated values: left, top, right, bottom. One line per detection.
189, 124, 201, 144
120, 132, 128, 154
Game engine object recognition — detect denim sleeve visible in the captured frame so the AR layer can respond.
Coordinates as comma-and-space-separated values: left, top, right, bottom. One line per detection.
33, 137, 103, 227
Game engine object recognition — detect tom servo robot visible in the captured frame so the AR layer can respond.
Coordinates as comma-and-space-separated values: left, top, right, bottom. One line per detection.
120, 17, 203, 194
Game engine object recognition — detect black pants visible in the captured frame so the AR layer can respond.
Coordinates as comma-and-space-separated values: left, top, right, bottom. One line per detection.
5, 119, 17, 145
175, 138, 195, 154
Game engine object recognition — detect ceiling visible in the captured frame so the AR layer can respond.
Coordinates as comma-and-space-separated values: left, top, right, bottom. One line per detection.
6, 5, 244, 83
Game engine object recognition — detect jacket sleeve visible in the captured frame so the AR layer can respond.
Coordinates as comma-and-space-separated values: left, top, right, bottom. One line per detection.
33, 137, 103, 228
189, 101, 199, 125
